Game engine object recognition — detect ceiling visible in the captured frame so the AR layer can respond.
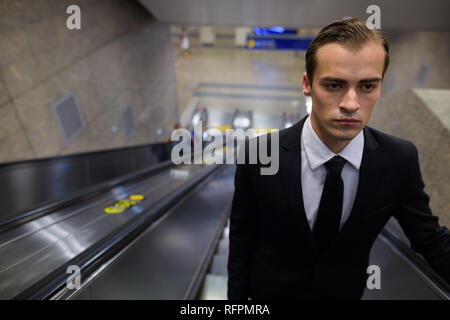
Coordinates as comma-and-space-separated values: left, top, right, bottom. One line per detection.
138, 0, 450, 31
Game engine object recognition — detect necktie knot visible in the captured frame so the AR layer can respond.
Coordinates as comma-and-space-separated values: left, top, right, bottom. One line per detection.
324, 155, 346, 174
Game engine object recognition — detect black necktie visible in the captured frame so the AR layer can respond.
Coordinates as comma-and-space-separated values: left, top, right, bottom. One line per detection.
313, 155, 346, 254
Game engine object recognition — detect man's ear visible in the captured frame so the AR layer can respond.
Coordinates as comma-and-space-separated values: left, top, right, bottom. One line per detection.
302, 72, 312, 97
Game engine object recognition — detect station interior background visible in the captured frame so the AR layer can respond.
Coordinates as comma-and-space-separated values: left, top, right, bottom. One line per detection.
0, 0, 448, 300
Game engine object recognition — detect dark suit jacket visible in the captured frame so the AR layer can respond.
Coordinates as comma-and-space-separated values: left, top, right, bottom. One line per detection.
228, 116, 450, 300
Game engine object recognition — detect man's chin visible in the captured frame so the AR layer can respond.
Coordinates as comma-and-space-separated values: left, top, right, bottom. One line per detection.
332, 128, 361, 141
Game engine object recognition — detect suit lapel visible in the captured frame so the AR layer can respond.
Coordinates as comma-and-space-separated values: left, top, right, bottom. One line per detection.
341, 126, 380, 227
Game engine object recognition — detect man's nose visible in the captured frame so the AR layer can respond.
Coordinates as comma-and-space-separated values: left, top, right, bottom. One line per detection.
340, 88, 360, 112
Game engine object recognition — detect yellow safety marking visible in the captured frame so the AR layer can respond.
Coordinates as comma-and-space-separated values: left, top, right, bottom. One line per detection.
251, 128, 279, 134
115, 200, 131, 208
212, 125, 232, 132
105, 195, 144, 214
105, 206, 125, 214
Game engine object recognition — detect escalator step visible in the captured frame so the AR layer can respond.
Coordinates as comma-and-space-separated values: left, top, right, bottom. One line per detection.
200, 274, 227, 300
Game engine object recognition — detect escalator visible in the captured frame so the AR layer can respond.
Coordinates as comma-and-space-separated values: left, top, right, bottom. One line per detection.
0, 142, 234, 299
361, 220, 449, 300
196, 217, 449, 300
0, 141, 447, 300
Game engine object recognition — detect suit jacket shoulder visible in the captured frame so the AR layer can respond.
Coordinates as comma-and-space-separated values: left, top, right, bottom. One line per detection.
364, 125, 416, 155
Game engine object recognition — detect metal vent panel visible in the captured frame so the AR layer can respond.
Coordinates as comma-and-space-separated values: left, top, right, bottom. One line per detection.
121, 105, 135, 140
52, 91, 85, 145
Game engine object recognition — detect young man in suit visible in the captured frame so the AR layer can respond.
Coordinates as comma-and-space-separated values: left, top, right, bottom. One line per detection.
228, 17, 450, 299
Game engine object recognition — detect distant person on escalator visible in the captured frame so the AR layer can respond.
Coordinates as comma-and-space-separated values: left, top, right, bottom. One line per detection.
180, 27, 190, 57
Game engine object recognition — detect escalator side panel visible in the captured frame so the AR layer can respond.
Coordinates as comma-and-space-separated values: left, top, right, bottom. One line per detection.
362, 234, 444, 299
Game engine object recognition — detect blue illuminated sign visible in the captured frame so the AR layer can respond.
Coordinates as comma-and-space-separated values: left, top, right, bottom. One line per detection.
253, 27, 297, 35
246, 35, 313, 51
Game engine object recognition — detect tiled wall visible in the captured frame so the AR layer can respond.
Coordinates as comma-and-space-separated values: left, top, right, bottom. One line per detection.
370, 89, 450, 228
370, 31, 450, 227
381, 31, 450, 95
0, 0, 179, 164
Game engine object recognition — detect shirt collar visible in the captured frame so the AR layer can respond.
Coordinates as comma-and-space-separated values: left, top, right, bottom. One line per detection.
302, 115, 364, 171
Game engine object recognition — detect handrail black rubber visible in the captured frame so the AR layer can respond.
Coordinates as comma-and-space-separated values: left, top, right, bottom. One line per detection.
381, 225, 449, 299
0, 142, 171, 169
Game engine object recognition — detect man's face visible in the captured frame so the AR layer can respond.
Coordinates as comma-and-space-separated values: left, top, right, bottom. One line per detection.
302, 41, 385, 147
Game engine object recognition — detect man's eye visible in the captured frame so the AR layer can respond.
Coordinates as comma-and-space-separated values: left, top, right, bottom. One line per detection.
327, 83, 341, 89
361, 84, 376, 91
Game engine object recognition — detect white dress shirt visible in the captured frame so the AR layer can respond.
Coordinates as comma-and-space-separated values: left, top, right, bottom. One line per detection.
301, 115, 364, 231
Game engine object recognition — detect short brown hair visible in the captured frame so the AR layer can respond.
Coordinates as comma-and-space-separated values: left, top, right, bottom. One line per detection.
305, 17, 389, 85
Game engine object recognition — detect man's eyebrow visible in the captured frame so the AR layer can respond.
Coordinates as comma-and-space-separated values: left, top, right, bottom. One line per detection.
319, 77, 347, 83
358, 77, 382, 83
319, 77, 382, 83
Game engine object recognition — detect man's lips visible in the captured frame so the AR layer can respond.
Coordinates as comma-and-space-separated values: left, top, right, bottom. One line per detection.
335, 119, 360, 125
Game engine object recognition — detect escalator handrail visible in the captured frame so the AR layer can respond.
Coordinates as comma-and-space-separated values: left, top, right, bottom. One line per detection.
381, 225, 449, 299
